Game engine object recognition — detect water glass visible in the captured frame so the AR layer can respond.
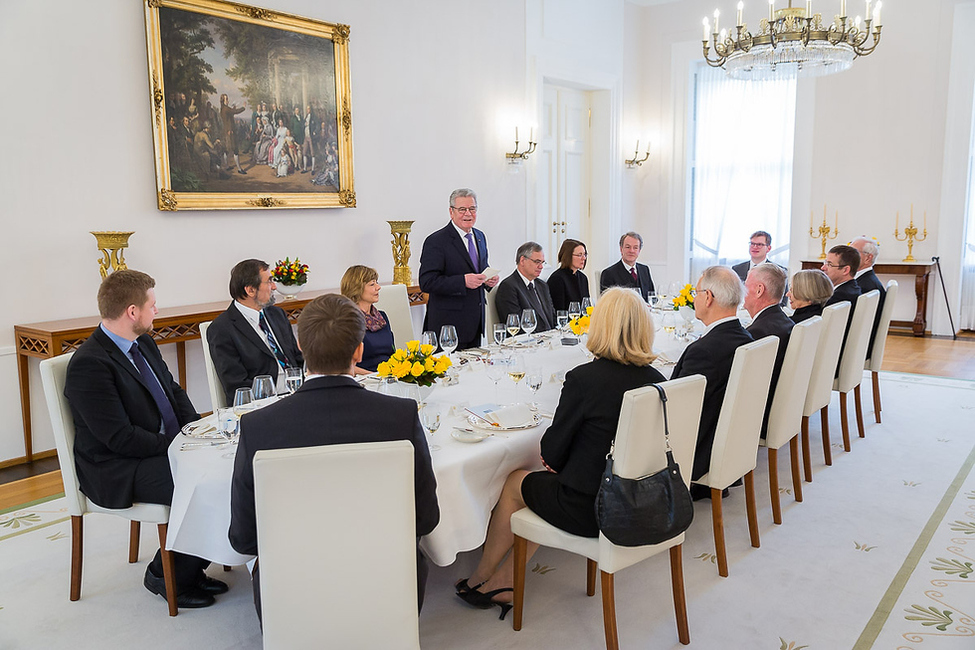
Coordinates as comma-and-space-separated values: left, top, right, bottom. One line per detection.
505, 314, 521, 339
526, 366, 543, 407
439, 325, 458, 355
520, 309, 537, 336
217, 407, 238, 440
421, 330, 438, 350
556, 310, 569, 331
493, 323, 507, 346
285, 367, 303, 394
252, 375, 276, 402
233, 387, 253, 416
420, 406, 441, 452
648, 292, 659, 309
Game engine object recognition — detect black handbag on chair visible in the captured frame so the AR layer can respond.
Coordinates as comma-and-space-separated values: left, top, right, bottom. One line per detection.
594, 383, 694, 547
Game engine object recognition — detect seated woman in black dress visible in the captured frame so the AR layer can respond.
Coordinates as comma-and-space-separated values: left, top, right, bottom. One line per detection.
788, 269, 834, 323
340, 265, 394, 374
546, 238, 591, 311
455, 287, 665, 619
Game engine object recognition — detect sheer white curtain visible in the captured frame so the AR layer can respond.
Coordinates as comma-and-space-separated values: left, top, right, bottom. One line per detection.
689, 65, 797, 281
961, 152, 975, 329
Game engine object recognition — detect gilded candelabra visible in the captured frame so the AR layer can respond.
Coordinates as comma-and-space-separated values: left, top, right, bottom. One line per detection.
91, 231, 134, 278
387, 220, 415, 285
809, 206, 839, 260
894, 205, 927, 262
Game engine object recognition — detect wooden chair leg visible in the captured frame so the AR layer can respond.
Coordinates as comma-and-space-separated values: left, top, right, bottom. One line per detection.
839, 392, 852, 452
872, 370, 882, 424
711, 488, 728, 577
128, 521, 140, 563
157, 524, 178, 617
600, 571, 619, 650
586, 559, 597, 597
820, 406, 832, 466
789, 436, 803, 503
768, 448, 782, 525
854, 384, 866, 438
744, 471, 760, 549
512, 534, 527, 631
801, 415, 813, 483
669, 545, 690, 645
70, 515, 83, 601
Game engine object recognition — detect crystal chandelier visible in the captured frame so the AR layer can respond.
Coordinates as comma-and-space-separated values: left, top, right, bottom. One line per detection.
702, 0, 883, 80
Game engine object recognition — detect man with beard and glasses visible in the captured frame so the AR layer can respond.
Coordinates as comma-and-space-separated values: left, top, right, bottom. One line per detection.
207, 259, 303, 405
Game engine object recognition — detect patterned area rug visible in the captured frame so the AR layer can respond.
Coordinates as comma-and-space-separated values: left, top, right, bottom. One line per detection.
0, 372, 972, 649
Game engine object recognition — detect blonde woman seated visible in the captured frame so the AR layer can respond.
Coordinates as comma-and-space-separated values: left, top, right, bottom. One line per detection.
340, 265, 394, 374
456, 287, 666, 619
788, 269, 834, 323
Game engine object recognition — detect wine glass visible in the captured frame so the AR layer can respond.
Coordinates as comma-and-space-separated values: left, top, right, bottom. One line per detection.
526, 365, 543, 408
421, 330, 438, 350
251, 375, 276, 403
581, 297, 593, 314
439, 325, 458, 356
507, 354, 526, 398
648, 292, 659, 310
492, 323, 506, 346
505, 314, 521, 340
284, 367, 303, 394
662, 311, 678, 337
556, 310, 569, 332
485, 356, 507, 404
420, 405, 441, 452
520, 309, 537, 337
567, 301, 581, 321
233, 387, 253, 416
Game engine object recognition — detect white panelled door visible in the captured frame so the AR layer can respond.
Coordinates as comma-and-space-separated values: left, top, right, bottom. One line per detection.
537, 84, 591, 264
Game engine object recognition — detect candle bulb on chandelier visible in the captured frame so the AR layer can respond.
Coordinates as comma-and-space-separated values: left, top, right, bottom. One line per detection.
834, 210, 838, 232
865, 0, 871, 21
713, 9, 720, 35
806, 0, 812, 17
874, 1, 882, 25
769, 0, 774, 21
703, 17, 710, 39
895, 211, 899, 231
737, 1, 743, 27
854, 15, 862, 29
840, 0, 846, 17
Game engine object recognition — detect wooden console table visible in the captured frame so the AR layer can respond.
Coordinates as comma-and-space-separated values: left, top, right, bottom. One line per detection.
14, 286, 428, 463
801, 260, 935, 337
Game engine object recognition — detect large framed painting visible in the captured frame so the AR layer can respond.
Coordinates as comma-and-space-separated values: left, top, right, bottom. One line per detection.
144, 0, 355, 210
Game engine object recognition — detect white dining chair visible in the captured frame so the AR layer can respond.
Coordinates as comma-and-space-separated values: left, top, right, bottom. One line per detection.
375, 282, 416, 348
510, 375, 706, 649
254, 440, 420, 650
692, 336, 778, 577
759, 317, 823, 524
799, 302, 850, 481
864, 280, 899, 423
199, 321, 227, 412
484, 279, 501, 345
832, 290, 880, 451
39, 353, 179, 616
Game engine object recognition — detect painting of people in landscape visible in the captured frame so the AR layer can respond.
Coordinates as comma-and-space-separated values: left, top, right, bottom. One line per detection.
145, 0, 355, 210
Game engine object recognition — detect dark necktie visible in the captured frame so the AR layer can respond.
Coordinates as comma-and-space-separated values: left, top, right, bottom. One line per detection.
259, 311, 290, 370
130, 340, 180, 436
527, 283, 549, 329
630, 267, 638, 282
466, 232, 479, 270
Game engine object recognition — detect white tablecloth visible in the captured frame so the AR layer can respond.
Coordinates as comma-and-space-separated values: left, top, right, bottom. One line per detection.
164, 327, 689, 567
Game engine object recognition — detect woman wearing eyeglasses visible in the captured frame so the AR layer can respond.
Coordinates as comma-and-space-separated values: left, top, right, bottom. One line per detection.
787, 269, 834, 323
547, 239, 591, 311
340, 265, 394, 374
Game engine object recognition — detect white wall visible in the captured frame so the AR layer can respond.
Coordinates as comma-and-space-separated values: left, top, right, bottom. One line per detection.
0, 0, 631, 463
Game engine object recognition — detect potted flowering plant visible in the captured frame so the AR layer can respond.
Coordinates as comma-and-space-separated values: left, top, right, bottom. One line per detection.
672, 284, 695, 322
272, 257, 309, 299
377, 341, 452, 389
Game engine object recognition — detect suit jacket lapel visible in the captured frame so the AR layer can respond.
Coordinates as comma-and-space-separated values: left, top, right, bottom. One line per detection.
448, 226, 477, 273
229, 303, 276, 361
93, 329, 147, 389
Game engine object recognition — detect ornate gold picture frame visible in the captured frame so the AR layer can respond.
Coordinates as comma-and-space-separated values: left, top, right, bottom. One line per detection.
144, 0, 355, 210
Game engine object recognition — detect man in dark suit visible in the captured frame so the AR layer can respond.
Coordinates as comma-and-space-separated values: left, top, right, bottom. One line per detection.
229, 294, 440, 622
743, 263, 794, 436
851, 236, 887, 359
732, 230, 789, 307
208, 259, 303, 406
599, 231, 654, 301
419, 188, 500, 349
672, 266, 754, 495
494, 242, 557, 332
64, 270, 223, 608
823, 244, 862, 362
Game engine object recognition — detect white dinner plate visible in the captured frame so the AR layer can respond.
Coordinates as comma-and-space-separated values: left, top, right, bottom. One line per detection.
451, 428, 490, 443
466, 413, 541, 432
181, 415, 218, 437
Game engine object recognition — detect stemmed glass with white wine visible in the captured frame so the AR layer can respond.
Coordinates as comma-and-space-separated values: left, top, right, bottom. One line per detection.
507, 353, 526, 399
567, 301, 581, 322
505, 314, 521, 341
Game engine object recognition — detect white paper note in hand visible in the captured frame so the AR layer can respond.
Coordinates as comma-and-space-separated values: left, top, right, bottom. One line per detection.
482, 267, 500, 280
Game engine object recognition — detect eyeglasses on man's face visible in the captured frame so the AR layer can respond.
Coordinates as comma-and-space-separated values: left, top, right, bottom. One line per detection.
525, 257, 545, 266
749, 241, 769, 248
451, 206, 477, 215
822, 261, 845, 269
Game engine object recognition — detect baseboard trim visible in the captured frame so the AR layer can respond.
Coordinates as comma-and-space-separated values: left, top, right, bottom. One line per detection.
0, 449, 57, 470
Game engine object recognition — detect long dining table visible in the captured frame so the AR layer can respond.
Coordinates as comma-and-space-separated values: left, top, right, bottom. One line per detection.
164, 321, 693, 568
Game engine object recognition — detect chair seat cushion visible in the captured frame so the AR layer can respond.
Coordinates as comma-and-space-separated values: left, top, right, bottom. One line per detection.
511, 508, 601, 560
86, 499, 170, 524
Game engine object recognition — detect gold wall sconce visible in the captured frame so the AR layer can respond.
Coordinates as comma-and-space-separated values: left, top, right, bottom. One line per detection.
625, 140, 650, 168
505, 127, 537, 164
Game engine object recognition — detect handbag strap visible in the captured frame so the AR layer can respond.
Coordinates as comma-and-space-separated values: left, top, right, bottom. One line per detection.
606, 382, 673, 464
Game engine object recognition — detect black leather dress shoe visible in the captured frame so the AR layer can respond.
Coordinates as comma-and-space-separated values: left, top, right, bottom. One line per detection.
198, 574, 229, 594
143, 568, 215, 608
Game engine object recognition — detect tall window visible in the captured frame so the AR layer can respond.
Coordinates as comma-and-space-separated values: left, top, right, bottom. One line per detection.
961, 91, 975, 330
688, 64, 797, 281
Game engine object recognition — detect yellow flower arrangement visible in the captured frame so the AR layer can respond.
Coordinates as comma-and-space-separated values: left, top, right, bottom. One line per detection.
376, 340, 452, 387
671, 284, 695, 310
568, 305, 594, 335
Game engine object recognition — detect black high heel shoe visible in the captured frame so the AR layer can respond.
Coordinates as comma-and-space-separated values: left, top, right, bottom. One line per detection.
457, 587, 514, 620
454, 578, 486, 594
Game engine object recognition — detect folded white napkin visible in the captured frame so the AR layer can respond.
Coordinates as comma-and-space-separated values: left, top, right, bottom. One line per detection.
489, 403, 534, 428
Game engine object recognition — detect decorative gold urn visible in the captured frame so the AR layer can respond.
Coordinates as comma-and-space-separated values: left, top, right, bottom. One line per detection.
387, 220, 415, 285
91, 231, 135, 278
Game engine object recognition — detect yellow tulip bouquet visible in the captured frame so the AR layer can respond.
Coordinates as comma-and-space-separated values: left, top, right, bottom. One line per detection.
671, 284, 695, 310
376, 341, 452, 387
568, 305, 594, 335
